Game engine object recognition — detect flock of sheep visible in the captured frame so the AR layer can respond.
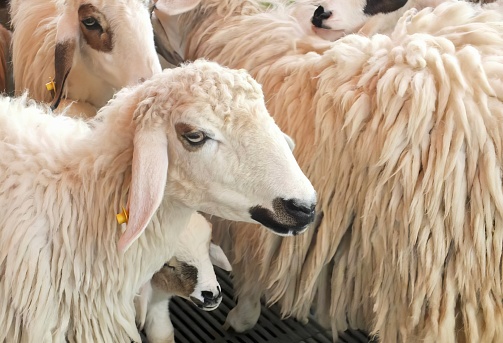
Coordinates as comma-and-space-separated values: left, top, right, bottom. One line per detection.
0, 0, 502, 342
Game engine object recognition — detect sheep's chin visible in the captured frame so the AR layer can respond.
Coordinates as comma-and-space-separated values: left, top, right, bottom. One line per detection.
268, 224, 310, 237
189, 296, 223, 311
199, 303, 220, 311
249, 199, 316, 236
312, 26, 346, 41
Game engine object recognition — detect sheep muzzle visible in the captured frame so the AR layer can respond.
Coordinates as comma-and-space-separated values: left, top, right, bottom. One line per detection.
249, 197, 316, 236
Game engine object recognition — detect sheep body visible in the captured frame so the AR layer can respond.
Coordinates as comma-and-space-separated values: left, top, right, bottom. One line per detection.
154, 1, 503, 341
0, 59, 316, 342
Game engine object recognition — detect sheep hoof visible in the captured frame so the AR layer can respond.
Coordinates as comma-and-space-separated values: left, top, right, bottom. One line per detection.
223, 305, 260, 333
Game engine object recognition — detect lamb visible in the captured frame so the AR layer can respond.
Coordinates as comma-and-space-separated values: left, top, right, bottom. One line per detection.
135, 212, 232, 343
10, 0, 162, 117
0, 59, 317, 342
153, 1, 503, 342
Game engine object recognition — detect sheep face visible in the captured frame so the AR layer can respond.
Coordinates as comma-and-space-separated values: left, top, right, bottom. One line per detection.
118, 60, 317, 251
50, 0, 162, 109
162, 66, 317, 235
151, 213, 231, 310
311, 0, 409, 40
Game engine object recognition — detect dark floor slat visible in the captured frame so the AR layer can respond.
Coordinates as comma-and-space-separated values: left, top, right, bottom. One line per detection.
141, 267, 371, 343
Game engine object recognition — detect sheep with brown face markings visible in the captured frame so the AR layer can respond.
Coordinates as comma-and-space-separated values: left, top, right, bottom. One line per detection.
10, 0, 161, 117
135, 213, 232, 343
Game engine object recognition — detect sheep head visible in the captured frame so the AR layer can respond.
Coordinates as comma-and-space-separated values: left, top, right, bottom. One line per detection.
310, 0, 409, 41
152, 213, 231, 310
117, 59, 317, 251
49, 0, 162, 109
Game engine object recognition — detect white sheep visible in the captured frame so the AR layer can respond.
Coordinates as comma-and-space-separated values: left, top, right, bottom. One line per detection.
10, 0, 162, 117
0, 59, 317, 342
153, 1, 503, 342
135, 212, 232, 343
309, 0, 497, 41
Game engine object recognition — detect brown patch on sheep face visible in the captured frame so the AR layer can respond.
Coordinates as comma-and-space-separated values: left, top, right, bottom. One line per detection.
78, 4, 113, 52
151, 257, 198, 298
175, 122, 208, 151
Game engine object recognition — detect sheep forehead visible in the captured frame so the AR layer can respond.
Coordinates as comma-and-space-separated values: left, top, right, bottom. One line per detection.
61, 0, 148, 7
55, 0, 148, 12
148, 61, 272, 126
82, 0, 150, 21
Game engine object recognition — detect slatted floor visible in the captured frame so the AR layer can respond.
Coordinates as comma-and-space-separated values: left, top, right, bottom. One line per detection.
140, 267, 371, 343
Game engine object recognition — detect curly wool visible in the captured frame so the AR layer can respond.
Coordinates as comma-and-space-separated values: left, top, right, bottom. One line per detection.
173, 0, 503, 341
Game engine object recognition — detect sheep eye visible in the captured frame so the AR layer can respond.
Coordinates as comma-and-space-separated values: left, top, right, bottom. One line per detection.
81, 17, 101, 30
183, 131, 207, 145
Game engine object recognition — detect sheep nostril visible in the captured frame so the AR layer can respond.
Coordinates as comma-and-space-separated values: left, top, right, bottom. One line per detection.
284, 199, 315, 216
202, 290, 217, 301
319, 11, 332, 20
311, 6, 333, 28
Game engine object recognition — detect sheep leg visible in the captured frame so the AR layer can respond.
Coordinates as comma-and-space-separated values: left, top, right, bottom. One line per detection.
144, 298, 175, 343
224, 290, 262, 332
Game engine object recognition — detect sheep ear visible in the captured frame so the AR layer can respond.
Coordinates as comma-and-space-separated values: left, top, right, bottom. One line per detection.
50, 4, 79, 111
283, 133, 296, 152
209, 243, 232, 271
155, 0, 201, 15
118, 127, 169, 252
50, 41, 76, 110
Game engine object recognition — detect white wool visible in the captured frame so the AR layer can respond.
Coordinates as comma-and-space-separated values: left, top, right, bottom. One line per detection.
135, 213, 231, 343
0, 59, 316, 342
153, 0, 503, 341
10, 0, 161, 117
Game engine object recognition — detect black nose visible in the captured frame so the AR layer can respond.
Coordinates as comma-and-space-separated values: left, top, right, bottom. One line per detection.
202, 289, 221, 302
283, 199, 315, 217
312, 5, 332, 28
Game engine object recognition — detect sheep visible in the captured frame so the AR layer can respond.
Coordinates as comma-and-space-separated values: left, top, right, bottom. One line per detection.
135, 212, 232, 343
309, 0, 498, 41
0, 59, 317, 342
10, 0, 162, 117
153, 1, 503, 342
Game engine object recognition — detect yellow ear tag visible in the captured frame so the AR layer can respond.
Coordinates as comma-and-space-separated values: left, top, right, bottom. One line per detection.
45, 78, 56, 98
116, 206, 129, 225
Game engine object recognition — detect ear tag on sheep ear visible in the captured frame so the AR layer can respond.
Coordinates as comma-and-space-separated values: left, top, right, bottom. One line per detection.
116, 206, 129, 225
45, 77, 56, 99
